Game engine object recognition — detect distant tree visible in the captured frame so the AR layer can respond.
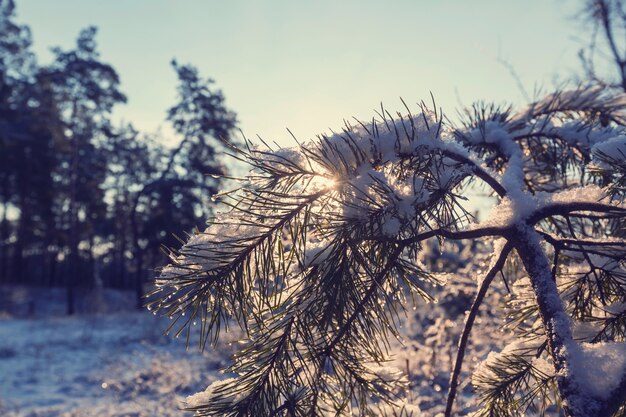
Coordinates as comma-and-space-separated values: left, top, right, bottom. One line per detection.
0, 0, 31, 283
0, 0, 60, 286
41, 26, 126, 313
151, 87, 626, 417
97, 124, 152, 289
165, 59, 238, 221
129, 61, 237, 307
0, 0, 35, 97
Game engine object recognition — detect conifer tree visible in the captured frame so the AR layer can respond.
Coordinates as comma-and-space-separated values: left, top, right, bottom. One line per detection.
41, 26, 126, 313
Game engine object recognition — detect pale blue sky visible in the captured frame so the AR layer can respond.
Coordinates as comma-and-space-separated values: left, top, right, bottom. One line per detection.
17, 0, 589, 146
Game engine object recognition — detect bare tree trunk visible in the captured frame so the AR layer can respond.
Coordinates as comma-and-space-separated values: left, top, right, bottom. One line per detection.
134, 254, 144, 310
118, 238, 126, 288
14, 192, 27, 285
67, 131, 78, 316
48, 247, 57, 286
0, 196, 7, 285
116, 200, 127, 289
130, 199, 144, 310
88, 233, 95, 289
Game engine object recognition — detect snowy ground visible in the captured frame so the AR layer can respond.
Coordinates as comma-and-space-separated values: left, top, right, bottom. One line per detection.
0, 302, 476, 417
0, 282, 520, 417
0, 312, 237, 417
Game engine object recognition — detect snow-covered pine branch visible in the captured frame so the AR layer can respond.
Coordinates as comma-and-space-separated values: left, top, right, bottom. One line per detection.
148, 86, 626, 417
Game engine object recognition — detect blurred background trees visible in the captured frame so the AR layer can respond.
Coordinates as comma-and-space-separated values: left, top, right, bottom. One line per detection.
0, 0, 237, 313
1, 0, 622, 318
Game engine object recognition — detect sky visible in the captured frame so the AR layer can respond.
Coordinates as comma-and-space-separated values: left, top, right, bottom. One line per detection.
16, 0, 590, 147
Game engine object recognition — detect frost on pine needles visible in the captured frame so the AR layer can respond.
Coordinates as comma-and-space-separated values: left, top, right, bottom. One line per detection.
148, 86, 626, 417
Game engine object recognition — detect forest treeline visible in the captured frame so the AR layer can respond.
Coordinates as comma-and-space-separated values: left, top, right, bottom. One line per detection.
0, 1, 237, 312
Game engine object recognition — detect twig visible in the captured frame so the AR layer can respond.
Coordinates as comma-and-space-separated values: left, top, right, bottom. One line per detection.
444, 241, 514, 417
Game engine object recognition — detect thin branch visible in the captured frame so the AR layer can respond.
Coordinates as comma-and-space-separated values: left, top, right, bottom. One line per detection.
442, 150, 507, 197
399, 225, 510, 246
537, 230, 626, 247
597, 0, 626, 89
528, 201, 626, 225
444, 240, 514, 417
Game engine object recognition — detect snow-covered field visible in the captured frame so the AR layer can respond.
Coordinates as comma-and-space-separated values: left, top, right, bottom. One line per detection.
0, 312, 236, 417
0, 281, 516, 417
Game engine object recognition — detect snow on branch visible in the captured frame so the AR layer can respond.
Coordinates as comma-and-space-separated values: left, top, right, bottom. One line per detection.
152, 89, 626, 417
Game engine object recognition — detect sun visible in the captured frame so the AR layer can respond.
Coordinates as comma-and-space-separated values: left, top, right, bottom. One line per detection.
308, 175, 337, 192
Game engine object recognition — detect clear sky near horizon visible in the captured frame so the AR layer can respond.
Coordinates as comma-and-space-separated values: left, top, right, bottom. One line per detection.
16, 0, 591, 147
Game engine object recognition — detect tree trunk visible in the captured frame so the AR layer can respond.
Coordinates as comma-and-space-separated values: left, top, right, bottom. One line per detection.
14, 193, 26, 285
67, 133, 78, 316
134, 253, 144, 310
130, 196, 144, 310
118, 228, 126, 288
88, 233, 95, 289
48, 247, 57, 286
115, 200, 127, 289
0, 196, 7, 285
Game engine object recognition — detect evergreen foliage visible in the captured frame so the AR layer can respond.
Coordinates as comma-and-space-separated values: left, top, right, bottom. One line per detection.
153, 88, 626, 417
